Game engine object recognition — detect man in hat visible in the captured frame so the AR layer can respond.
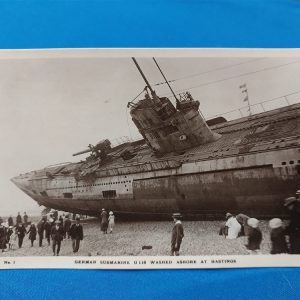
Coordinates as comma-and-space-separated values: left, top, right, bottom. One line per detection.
0, 223, 7, 252
16, 212, 22, 226
51, 220, 64, 256
100, 208, 108, 234
171, 213, 184, 256
8, 216, 14, 227
16, 223, 26, 248
63, 215, 72, 239
284, 195, 300, 254
70, 217, 84, 253
23, 212, 28, 227
44, 218, 53, 246
37, 218, 45, 247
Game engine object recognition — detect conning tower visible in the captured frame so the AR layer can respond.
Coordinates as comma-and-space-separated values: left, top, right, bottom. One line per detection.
129, 58, 221, 154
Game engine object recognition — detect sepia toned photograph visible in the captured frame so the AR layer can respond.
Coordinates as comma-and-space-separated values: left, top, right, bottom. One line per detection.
0, 49, 299, 268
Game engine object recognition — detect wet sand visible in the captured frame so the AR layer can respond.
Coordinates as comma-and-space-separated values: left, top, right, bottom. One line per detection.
1, 219, 276, 257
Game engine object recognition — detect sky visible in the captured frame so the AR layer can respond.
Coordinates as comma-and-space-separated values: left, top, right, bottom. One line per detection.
0, 52, 300, 217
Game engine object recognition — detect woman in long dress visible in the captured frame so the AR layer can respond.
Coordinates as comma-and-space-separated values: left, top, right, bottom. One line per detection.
108, 211, 115, 233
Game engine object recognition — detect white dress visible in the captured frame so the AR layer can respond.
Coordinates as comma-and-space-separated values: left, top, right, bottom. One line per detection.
108, 215, 115, 232
225, 217, 241, 239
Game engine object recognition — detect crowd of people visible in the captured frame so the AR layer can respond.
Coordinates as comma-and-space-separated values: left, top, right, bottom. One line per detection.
170, 190, 300, 256
0, 208, 116, 256
1, 191, 299, 257
0, 211, 84, 256
216, 190, 300, 255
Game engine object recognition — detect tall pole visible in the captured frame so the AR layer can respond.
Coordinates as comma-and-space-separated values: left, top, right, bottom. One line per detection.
132, 57, 160, 104
152, 57, 180, 106
132, 58, 154, 94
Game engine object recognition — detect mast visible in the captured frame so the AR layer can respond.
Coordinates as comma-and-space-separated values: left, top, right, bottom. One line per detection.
131, 57, 161, 105
152, 57, 180, 106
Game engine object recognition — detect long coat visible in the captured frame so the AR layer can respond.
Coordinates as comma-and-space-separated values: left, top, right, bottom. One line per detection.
246, 228, 262, 250
37, 220, 45, 234
16, 215, 22, 225
51, 225, 64, 242
28, 225, 37, 241
101, 211, 108, 231
171, 222, 184, 246
16, 225, 26, 238
0, 226, 7, 248
286, 200, 300, 254
70, 224, 84, 240
44, 222, 52, 237
270, 227, 288, 254
8, 217, 14, 227
63, 219, 72, 233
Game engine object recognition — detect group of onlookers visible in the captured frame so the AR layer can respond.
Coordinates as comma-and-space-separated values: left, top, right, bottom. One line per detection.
36, 212, 84, 255
0, 211, 84, 256
0, 212, 30, 251
0, 209, 117, 256
219, 190, 300, 255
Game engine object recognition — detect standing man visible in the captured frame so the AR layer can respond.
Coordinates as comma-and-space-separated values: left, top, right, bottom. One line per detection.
0, 223, 7, 252
8, 216, 14, 227
16, 223, 26, 248
59, 215, 64, 226
70, 217, 84, 253
171, 213, 184, 256
100, 208, 108, 234
37, 218, 45, 247
63, 215, 72, 239
53, 210, 58, 221
284, 196, 300, 254
23, 212, 28, 226
51, 220, 64, 256
44, 219, 52, 246
16, 212, 22, 225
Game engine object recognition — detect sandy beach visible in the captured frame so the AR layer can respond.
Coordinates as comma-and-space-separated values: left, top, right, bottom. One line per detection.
1, 219, 277, 257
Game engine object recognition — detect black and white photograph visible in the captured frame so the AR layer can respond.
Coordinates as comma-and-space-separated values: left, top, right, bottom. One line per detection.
0, 49, 299, 269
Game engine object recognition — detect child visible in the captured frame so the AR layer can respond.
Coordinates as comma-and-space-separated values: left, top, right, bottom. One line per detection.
9, 227, 17, 250
108, 211, 115, 233
269, 218, 288, 254
245, 218, 262, 254
27, 223, 37, 247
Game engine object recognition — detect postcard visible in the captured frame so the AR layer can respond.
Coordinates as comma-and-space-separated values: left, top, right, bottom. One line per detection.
0, 48, 299, 269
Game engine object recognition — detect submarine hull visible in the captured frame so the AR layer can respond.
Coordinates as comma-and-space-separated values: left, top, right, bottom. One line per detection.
12, 148, 300, 219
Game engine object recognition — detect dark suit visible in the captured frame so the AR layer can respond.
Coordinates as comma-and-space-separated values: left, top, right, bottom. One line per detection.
171, 221, 184, 256
16, 215, 22, 225
63, 218, 72, 239
37, 220, 45, 247
51, 225, 64, 255
27, 225, 37, 246
16, 225, 26, 248
246, 228, 262, 251
44, 221, 52, 245
8, 217, 14, 227
101, 211, 108, 233
0, 226, 7, 251
70, 223, 83, 253
286, 200, 300, 254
